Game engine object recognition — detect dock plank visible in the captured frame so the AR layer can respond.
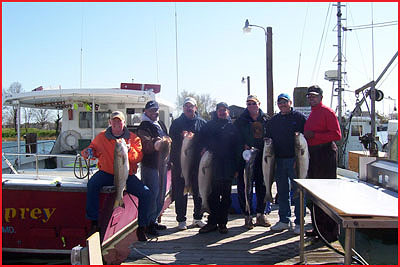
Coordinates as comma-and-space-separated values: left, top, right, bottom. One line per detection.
123, 190, 345, 265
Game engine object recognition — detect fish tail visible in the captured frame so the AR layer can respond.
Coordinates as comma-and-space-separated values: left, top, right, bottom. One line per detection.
113, 199, 124, 209
183, 186, 191, 196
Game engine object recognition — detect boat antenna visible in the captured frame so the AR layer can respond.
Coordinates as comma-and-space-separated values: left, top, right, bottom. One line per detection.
80, 5, 84, 89
174, 3, 179, 98
296, 3, 309, 87
154, 22, 160, 83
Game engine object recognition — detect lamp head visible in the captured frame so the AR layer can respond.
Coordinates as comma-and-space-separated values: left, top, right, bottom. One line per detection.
243, 19, 251, 33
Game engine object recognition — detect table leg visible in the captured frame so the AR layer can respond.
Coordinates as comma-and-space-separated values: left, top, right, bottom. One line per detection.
344, 228, 353, 264
299, 189, 305, 263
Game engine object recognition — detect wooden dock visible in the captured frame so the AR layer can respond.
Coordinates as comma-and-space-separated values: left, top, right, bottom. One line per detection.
123, 191, 345, 265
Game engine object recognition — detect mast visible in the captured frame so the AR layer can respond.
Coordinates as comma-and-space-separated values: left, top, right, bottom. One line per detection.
336, 2, 343, 125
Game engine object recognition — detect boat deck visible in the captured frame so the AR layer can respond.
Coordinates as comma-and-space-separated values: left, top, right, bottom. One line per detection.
123, 190, 345, 265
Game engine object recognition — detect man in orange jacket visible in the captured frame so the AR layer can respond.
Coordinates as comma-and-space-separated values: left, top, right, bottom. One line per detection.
82, 111, 153, 241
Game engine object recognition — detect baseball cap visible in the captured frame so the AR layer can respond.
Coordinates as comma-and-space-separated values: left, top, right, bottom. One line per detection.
246, 95, 260, 103
145, 100, 159, 110
277, 93, 291, 101
183, 97, 197, 106
216, 102, 229, 110
110, 111, 125, 121
307, 85, 323, 96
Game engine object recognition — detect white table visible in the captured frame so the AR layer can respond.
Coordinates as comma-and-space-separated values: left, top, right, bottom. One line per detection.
295, 178, 398, 265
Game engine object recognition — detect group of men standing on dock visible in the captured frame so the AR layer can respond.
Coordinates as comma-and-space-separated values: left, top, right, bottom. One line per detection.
82, 85, 341, 242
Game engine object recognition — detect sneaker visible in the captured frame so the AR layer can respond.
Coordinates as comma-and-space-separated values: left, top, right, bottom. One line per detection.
254, 213, 271, 227
146, 224, 159, 236
178, 221, 187, 231
244, 216, 254, 229
218, 224, 228, 234
154, 223, 167, 230
136, 226, 148, 242
293, 225, 301, 235
270, 221, 290, 231
192, 219, 206, 228
305, 229, 318, 237
199, 223, 218, 234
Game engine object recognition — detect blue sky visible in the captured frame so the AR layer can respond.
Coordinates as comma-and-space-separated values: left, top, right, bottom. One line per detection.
2, 2, 398, 115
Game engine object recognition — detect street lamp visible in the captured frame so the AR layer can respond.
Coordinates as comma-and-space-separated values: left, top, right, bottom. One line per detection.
241, 76, 250, 95
243, 19, 274, 117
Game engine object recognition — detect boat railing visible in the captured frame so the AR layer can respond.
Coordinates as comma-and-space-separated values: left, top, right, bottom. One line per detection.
2, 152, 92, 179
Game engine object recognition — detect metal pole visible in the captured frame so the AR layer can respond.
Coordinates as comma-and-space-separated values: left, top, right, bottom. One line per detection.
266, 27, 274, 117
337, 2, 343, 126
299, 189, 305, 262
247, 76, 250, 95
17, 101, 21, 169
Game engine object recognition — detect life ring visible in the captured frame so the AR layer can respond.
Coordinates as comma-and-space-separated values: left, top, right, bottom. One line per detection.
60, 130, 82, 152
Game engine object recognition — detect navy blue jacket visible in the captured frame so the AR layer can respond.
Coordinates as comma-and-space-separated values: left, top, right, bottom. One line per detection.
169, 113, 207, 172
199, 117, 241, 181
266, 108, 306, 158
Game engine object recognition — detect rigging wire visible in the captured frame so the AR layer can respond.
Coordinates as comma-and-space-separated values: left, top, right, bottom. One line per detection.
371, 3, 375, 82
296, 3, 309, 87
310, 3, 331, 84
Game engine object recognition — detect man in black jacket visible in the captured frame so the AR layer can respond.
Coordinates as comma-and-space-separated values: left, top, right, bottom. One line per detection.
169, 97, 206, 230
234, 95, 271, 229
198, 102, 241, 234
266, 93, 306, 234
137, 100, 170, 235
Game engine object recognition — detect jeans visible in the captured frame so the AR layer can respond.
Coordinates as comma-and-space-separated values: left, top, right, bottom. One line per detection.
86, 170, 152, 227
275, 157, 303, 225
141, 165, 167, 224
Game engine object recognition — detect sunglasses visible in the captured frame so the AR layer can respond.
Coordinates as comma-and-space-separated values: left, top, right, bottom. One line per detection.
246, 102, 258, 106
277, 100, 288, 105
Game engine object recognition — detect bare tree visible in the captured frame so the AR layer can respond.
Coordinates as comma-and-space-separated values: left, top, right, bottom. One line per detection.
177, 90, 216, 120
3, 82, 23, 131
23, 107, 35, 130
33, 108, 51, 129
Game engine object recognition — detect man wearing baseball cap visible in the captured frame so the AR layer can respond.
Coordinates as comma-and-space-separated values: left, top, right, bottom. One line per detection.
82, 110, 153, 242
234, 95, 271, 229
197, 102, 241, 234
304, 85, 342, 241
137, 100, 171, 236
169, 96, 207, 230
266, 93, 306, 234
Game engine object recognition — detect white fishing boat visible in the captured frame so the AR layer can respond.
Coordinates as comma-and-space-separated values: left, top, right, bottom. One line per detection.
2, 83, 174, 264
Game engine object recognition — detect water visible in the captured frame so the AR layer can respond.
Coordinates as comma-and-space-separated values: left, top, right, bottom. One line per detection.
2, 140, 55, 163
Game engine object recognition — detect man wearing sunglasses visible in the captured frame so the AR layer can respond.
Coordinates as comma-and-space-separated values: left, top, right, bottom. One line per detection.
266, 93, 306, 234
234, 95, 271, 229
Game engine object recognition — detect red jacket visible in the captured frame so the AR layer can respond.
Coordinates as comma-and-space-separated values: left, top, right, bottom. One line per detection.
304, 102, 342, 146
83, 129, 143, 175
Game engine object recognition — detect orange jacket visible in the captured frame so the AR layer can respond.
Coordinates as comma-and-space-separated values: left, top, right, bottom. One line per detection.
83, 129, 143, 175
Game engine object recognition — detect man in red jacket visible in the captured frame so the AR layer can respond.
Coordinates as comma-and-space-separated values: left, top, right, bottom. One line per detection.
303, 85, 342, 241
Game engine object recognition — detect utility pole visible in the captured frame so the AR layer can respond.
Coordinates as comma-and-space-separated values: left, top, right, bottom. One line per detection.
266, 27, 274, 117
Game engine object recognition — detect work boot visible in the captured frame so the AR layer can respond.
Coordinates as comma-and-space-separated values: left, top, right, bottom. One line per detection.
244, 215, 254, 229
146, 224, 159, 236
136, 226, 147, 242
255, 213, 271, 227
154, 223, 167, 230
199, 223, 218, 234
218, 224, 228, 234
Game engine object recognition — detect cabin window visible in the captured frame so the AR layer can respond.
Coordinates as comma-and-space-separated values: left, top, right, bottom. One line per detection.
126, 108, 143, 127
351, 125, 363, 136
79, 112, 110, 128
